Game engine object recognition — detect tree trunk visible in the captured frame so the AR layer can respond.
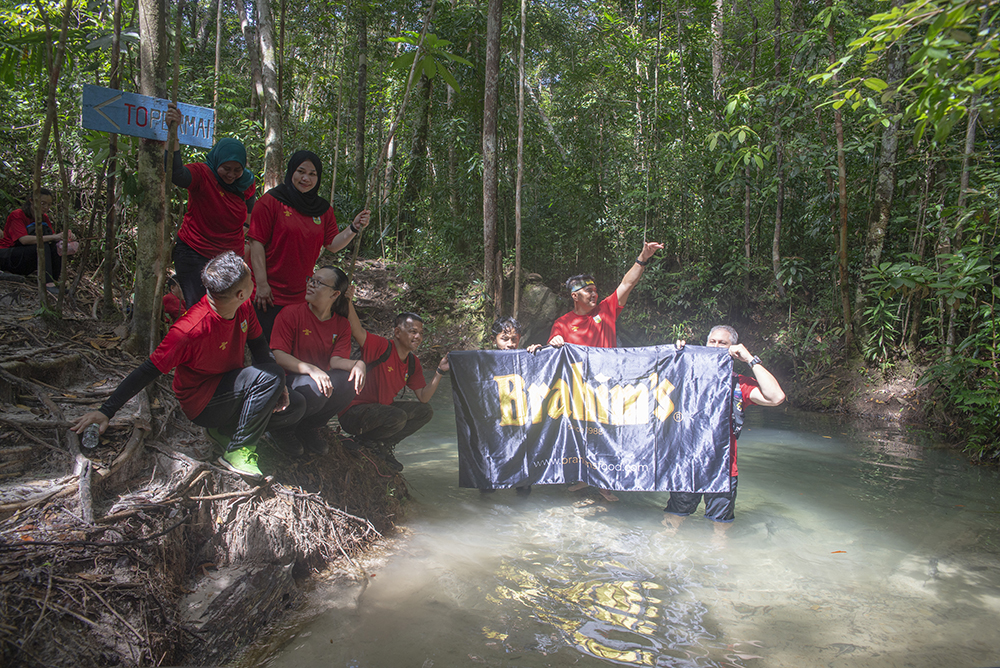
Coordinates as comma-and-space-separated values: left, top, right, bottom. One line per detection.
196, 0, 219, 50
278, 0, 285, 108
711, 0, 723, 100
213, 0, 222, 109
31, 0, 73, 308
482, 0, 502, 318
772, 128, 785, 297
397, 75, 434, 241
513, 0, 525, 318
854, 0, 904, 336
256, 0, 283, 189
103, 0, 122, 316
130, 0, 168, 353
237, 0, 264, 117
355, 11, 368, 204
827, 0, 852, 346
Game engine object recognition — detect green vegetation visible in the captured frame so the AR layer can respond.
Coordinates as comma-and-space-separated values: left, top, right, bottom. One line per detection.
1, 0, 997, 458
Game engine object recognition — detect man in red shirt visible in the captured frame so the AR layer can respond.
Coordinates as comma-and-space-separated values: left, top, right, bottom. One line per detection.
545, 241, 663, 350
339, 297, 450, 472
72, 251, 305, 479
664, 325, 786, 537
539, 241, 662, 501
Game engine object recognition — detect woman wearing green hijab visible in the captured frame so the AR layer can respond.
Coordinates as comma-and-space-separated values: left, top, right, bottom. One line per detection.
165, 104, 257, 308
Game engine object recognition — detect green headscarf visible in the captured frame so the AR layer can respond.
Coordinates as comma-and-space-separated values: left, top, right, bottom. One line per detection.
204, 138, 255, 194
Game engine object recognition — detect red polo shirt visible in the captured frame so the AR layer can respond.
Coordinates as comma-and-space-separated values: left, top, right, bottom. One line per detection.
549, 291, 622, 348
149, 296, 261, 418
343, 333, 425, 411
177, 162, 255, 258
270, 302, 351, 370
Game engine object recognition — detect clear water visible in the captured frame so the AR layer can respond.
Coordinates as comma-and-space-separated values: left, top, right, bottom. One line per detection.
266, 380, 1000, 668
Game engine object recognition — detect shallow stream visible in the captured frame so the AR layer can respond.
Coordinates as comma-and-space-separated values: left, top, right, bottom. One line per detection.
266, 380, 1000, 668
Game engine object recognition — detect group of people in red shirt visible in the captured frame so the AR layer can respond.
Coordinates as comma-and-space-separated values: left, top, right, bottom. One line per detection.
71, 125, 447, 478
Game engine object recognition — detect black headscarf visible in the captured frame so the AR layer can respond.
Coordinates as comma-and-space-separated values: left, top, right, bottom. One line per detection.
266, 150, 330, 217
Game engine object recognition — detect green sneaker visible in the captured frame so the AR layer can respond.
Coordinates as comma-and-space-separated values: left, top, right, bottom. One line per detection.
205, 427, 231, 453
218, 446, 263, 479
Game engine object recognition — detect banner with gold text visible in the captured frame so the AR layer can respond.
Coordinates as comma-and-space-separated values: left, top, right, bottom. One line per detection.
449, 344, 734, 492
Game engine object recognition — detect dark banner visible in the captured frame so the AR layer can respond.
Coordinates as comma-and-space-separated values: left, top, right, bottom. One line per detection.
450, 344, 734, 493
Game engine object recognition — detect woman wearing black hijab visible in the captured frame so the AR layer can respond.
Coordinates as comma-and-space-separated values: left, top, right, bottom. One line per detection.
248, 150, 370, 338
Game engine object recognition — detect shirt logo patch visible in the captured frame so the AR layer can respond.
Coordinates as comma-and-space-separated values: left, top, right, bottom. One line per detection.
283, 210, 292, 217
220, 341, 228, 350
331, 334, 338, 344
387, 365, 394, 373
303, 328, 312, 336
571, 326, 579, 331
593, 315, 602, 324
240, 319, 248, 332
312, 216, 322, 225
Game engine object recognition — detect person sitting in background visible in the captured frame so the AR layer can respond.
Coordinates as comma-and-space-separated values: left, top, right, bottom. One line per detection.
339, 296, 449, 473
162, 274, 187, 324
165, 104, 257, 309
270, 266, 365, 456
0, 189, 74, 292
664, 325, 786, 536
72, 251, 304, 479
248, 150, 370, 339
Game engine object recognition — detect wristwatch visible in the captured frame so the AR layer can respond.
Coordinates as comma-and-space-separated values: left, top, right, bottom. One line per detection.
748, 355, 762, 368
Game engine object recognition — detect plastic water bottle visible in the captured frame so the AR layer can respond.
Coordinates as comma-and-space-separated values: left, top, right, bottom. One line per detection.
82, 423, 100, 450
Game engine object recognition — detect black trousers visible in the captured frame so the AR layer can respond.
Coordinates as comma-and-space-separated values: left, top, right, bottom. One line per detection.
288, 369, 357, 431
254, 303, 285, 342
171, 239, 211, 309
191, 363, 305, 451
0, 243, 61, 283
338, 401, 434, 446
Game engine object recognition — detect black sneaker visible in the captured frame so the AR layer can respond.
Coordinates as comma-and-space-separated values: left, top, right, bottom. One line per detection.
266, 430, 304, 457
380, 443, 404, 473
297, 428, 330, 456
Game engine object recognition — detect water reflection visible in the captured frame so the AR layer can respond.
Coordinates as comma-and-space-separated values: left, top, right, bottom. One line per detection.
266, 381, 1000, 667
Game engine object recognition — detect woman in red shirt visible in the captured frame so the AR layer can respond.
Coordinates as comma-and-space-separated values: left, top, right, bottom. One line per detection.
0, 189, 74, 290
248, 150, 370, 338
165, 105, 257, 309
270, 265, 366, 455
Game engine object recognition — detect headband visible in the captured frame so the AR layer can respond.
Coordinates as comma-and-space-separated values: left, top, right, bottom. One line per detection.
567, 278, 596, 293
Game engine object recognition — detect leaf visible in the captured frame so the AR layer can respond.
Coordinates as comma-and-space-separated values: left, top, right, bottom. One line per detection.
421, 54, 437, 79
754, 154, 764, 169
437, 64, 461, 94
863, 77, 888, 92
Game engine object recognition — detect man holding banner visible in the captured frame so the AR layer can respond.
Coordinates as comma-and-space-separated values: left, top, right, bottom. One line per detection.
664, 325, 786, 534
544, 240, 663, 500
545, 241, 663, 350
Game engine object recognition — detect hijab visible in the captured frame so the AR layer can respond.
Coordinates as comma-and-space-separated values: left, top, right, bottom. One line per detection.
266, 150, 330, 217
204, 138, 255, 194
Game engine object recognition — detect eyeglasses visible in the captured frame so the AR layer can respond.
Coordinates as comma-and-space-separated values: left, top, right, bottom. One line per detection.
307, 276, 336, 290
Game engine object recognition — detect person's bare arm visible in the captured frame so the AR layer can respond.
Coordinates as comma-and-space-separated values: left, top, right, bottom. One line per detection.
413, 355, 449, 403
248, 239, 272, 309
345, 289, 368, 348
615, 241, 663, 306
330, 357, 366, 393
729, 344, 786, 406
326, 209, 371, 253
273, 349, 332, 397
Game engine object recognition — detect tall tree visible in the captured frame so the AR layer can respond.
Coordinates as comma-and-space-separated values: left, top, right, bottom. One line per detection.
513, 0, 526, 318
102, 0, 122, 317
482, 0, 501, 317
256, 0, 283, 189
355, 11, 368, 204
131, 0, 168, 352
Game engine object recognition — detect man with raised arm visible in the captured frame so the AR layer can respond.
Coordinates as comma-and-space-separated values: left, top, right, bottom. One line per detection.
537, 240, 663, 500
339, 291, 450, 472
72, 251, 304, 479
664, 325, 786, 535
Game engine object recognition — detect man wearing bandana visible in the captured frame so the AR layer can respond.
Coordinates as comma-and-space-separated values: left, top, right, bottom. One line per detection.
546, 241, 663, 349
541, 241, 662, 502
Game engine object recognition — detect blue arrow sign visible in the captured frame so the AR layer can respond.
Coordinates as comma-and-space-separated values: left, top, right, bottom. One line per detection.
82, 84, 216, 149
